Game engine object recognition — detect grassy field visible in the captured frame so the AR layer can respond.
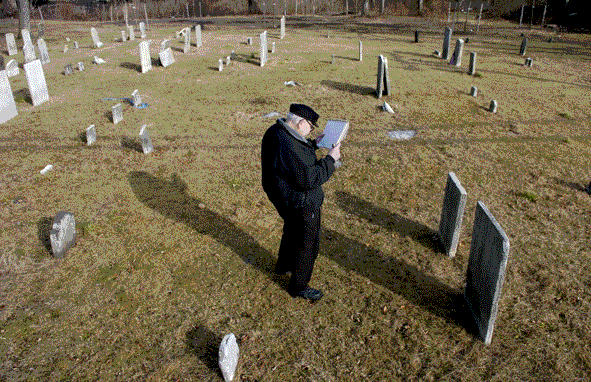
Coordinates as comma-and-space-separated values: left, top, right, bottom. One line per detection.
1, 14, 590, 381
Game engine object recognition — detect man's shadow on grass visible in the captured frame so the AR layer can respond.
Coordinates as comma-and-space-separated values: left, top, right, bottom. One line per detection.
185, 324, 223, 378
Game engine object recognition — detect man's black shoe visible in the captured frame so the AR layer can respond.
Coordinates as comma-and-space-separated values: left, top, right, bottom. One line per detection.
293, 287, 323, 301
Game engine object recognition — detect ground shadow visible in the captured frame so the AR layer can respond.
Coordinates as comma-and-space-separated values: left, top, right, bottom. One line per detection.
334, 191, 445, 254
334, 55, 358, 62
320, 79, 375, 96
208, 66, 220, 71
171, 46, 184, 53
185, 325, 223, 377
127, 171, 277, 275
231, 53, 259, 66
79, 131, 88, 144
120, 62, 141, 73
13, 88, 30, 104
553, 177, 587, 192
37, 216, 53, 255
103, 110, 113, 123
151, 57, 160, 67
121, 137, 143, 153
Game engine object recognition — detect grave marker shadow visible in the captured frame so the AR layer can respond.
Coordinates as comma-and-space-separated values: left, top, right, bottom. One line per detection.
185, 325, 224, 378
120, 62, 142, 72
320, 79, 375, 96
37, 216, 54, 254
121, 137, 144, 153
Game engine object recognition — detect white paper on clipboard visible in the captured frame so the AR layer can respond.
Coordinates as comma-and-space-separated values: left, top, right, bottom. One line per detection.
317, 119, 349, 149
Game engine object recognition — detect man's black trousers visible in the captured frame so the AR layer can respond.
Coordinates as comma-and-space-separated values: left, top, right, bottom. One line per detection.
274, 204, 322, 296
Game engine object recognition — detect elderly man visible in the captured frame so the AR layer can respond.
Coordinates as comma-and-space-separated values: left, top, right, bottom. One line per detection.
261, 104, 341, 301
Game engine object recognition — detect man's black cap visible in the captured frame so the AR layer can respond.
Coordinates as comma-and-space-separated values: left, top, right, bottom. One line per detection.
290, 104, 319, 127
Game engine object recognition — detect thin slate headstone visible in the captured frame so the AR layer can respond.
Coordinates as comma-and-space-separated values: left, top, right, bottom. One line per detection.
139, 125, 153, 154
112, 103, 123, 124
376, 55, 390, 98
24, 60, 49, 106
519, 37, 527, 56
139, 22, 146, 38
438, 172, 467, 258
359, 41, 362, 62
489, 100, 498, 113
77, 62, 85, 71
414, 30, 419, 43
442, 27, 452, 60
49, 211, 76, 258
195, 25, 202, 47
280, 15, 285, 39
470, 86, 478, 97
465, 201, 510, 345
64, 64, 74, 75
139, 40, 152, 73
23, 43, 36, 64
230, 50, 235, 60
218, 58, 223, 71
449, 38, 464, 66
468, 51, 476, 75
0, 70, 18, 125
6, 33, 17, 56
247, 37, 252, 45
128, 26, 135, 41
86, 124, 96, 145
6, 59, 19, 77
21, 29, 33, 47
159, 47, 175, 67
37, 39, 50, 65
91, 27, 104, 48
121, 30, 127, 42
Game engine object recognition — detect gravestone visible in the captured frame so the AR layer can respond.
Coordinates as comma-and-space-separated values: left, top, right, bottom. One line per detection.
519, 37, 527, 56
91, 27, 104, 48
63, 45, 68, 53
247, 37, 252, 45
86, 124, 96, 145
376, 55, 390, 99
438, 172, 467, 258
132, 89, 142, 106
195, 25, 202, 47
470, 86, 478, 97
74, 41, 79, 49
183, 28, 191, 53
40, 164, 53, 175
139, 22, 146, 38
37, 39, 50, 65
77, 62, 85, 71
21, 29, 33, 47
525, 58, 533, 67
139, 125, 153, 154
6, 33, 17, 56
0, 56, 3, 71
24, 60, 49, 106
93, 56, 106, 64
271, 42, 275, 54
230, 50, 235, 60
464, 201, 510, 345
259, 31, 268, 67
218, 58, 223, 71
442, 27, 452, 60
121, 30, 127, 42
219, 333, 239, 382
66, 37, 70, 42
280, 15, 285, 39
112, 103, 123, 124
38, 23, 45, 38
359, 41, 362, 62
128, 26, 135, 41
468, 51, 476, 75
414, 30, 419, 43
159, 47, 175, 67
449, 38, 464, 66
0, 70, 18, 125
139, 40, 152, 73
226, 56, 231, 66
23, 43, 36, 63
489, 100, 498, 113
49, 211, 76, 258
6, 59, 19, 77
64, 64, 74, 75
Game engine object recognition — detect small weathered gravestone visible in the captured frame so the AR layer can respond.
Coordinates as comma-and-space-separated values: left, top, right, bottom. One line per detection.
139, 22, 146, 38
183, 28, 191, 53
331, 54, 335, 64
24, 60, 49, 106
442, 27, 452, 60
121, 30, 127, 42
112, 103, 123, 124
139, 40, 152, 73
519, 36, 527, 56
6, 59, 19, 77
77, 62, 85, 71
21, 29, 33, 47
139, 125, 153, 154
271, 42, 275, 54
49, 211, 76, 258
470, 86, 478, 97
37, 39, 50, 65
6, 33, 17, 56
63, 45, 68, 53
247, 37, 252, 45
38, 23, 45, 38
359, 41, 363, 62
159, 47, 175, 67
0, 70, 18, 125
280, 15, 285, 39
219, 333, 239, 382
464, 201, 510, 345
73, 41, 79, 49
132, 89, 142, 107
376, 54, 390, 98
0, 56, 4, 71
195, 25, 202, 47
449, 38, 464, 66
438, 172, 467, 257
489, 100, 498, 113
128, 26, 135, 41
525, 58, 533, 67
23, 42, 36, 64
218, 58, 223, 71
230, 50, 235, 60
91, 27, 104, 48
86, 124, 96, 146
93, 56, 106, 64
468, 51, 476, 75
226, 55, 231, 66
64, 64, 74, 75
414, 30, 419, 43
40, 164, 53, 175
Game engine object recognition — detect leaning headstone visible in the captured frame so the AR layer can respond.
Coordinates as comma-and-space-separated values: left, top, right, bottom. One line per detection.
218, 58, 223, 72
6, 33, 17, 56
0, 70, 18, 125
247, 37, 252, 45
219, 333, 239, 382
442, 27, 452, 60
132, 89, 142, 107
464, 201, 510, 345
183, 28, 191, 53
159, 47, 175, 67
139, 125, 153, 154
23, 43, 36, 64
86, 124, 96, 146
64, 64, 74, 75
37, 39, 50, 65
468, 51, 476, 75
376, 54, 390, 98
280, 15, 286, 39
519, 37, 527, 56
6, 59, 19, 77
489, 100, 498, 113
21, 29, 33, 47
24, 60, 49, 106
449, 38, 464, 66
139, 40, 152, 73
195, 25, 202, 47
438, 172, 467, 258
112, 103, 123, 124
470, 86, 478, 97
359, 41, 363, 62
139, 22, 146, 39
49, 211, 76, 258
121, 30, 127, 42
128, 26, 135, 41
91, 27, 104, 48
77, 62, 85, 71
73, 41, 79, 49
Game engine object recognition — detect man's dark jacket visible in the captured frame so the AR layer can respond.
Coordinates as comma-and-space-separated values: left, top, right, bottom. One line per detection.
262, 118, 336, 213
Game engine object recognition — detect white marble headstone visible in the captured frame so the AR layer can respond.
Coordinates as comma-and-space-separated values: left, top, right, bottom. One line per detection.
64, 64, 74, 75
139, 40, 152, 73
74, 41, 79, 49
49, 211, 76, 258
77, 62, 85, 71
128, 26, 135, 41
86, 124, 96, 145
183, 27, 191, 53
112, 103, 123, 124
37, 39, 50, 65
139, 125, 153, 154
195, 25, 202, 47
139, 22, 146, 38
132, 89, 142, 107
91, 27, 103, 48
24, 60, 49, 106
218, 58, 223, 72
259, 31, 267, 67
0, 70, 18, 125
159, 47, 175, 67
6, 33, 17, 56
121, 30, 127, 42
21, 29, 33, 47
160, 39, 170, 52
6, 59, 19, 77
23, 42, 36, 63
280, 15, 285, 39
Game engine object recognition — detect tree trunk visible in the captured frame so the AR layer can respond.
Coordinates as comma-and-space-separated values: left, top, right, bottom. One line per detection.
17, 0, 30, 39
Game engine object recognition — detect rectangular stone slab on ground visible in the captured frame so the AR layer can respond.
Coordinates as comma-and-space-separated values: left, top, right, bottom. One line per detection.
465, 201, 510, 345
0, 70, 18, 125
24, 60, 49, 106
6, 33, 17, 56
50, 211, 76, 258
139, 125, 153, 154
438, 172, 467, 257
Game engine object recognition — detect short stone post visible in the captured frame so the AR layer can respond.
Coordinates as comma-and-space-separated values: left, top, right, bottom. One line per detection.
218, 58, 223, 71
358, 41, 362, 61
468, 51, 476, 75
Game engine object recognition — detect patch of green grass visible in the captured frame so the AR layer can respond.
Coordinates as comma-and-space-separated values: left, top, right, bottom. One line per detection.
516, 190, 538, 203
558, 112, 574, 119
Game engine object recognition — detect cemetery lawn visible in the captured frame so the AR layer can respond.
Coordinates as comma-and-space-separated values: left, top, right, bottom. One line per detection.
1, 16, 591, 381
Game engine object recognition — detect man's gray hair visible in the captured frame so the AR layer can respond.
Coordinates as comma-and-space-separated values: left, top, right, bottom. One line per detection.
286, 112, 304, 125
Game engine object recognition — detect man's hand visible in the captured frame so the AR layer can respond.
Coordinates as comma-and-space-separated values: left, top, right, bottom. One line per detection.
328, 143, 341, 162
314, 134, 325, 146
